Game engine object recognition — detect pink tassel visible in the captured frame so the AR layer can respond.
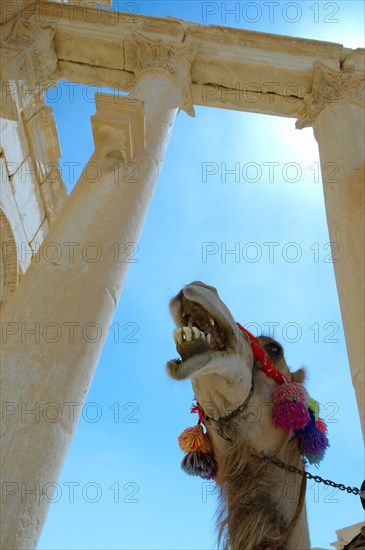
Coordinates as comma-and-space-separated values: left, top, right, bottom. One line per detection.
272, 382, 310, 431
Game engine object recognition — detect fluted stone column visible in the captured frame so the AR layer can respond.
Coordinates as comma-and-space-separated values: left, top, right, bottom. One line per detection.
297, 62, 365, 438
0, 38, 196, 549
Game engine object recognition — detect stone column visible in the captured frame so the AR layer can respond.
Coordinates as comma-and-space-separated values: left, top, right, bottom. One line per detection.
297, 62, 365, 438
0, 38, 196, 549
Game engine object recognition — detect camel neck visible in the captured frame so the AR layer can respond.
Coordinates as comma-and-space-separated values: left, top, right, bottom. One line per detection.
217, 445, 311, 550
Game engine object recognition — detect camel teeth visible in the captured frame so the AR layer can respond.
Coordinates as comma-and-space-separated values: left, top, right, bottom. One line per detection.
188, 316, 194, 327
173, 328, 183, 345
182, 327, 193, 342
192, 327, 200, 339
208, 315, 215, 326
207, 333, 212, 345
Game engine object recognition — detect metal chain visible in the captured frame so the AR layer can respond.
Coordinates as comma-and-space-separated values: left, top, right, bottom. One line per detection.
256, 452, 365, 498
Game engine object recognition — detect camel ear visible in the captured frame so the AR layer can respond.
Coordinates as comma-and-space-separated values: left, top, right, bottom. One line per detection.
290, 368, 306, 383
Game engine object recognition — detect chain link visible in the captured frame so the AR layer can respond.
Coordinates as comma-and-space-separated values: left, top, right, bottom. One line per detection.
255, 452, 365, 499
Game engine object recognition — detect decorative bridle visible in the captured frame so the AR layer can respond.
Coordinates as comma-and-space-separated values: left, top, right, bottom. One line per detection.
178, 323, 329, 478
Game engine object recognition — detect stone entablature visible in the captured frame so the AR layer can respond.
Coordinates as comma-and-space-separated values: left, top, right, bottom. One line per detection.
28, 1, 363, 119
3, 3, 362, 122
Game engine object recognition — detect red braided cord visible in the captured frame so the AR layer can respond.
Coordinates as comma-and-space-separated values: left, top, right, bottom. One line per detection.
237, 323, 290, 385
191, 323, 290, 421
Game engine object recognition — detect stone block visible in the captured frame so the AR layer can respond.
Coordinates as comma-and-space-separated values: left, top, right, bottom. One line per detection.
29, 216, 50, 251
0, 45, 25, 119
39, 166, 67, 222
0, 1, 33, 24
0, 117, 30, 174
0, 156, 33, 271
24, 106, 62, 183
91, 92, 145, 162
10, 156, 46, 243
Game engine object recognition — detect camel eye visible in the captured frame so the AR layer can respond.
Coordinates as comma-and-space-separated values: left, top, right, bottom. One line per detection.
264, 342, 283, 358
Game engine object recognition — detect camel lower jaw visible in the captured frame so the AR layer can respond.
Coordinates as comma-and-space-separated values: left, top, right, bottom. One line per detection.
166, 350, 228, 380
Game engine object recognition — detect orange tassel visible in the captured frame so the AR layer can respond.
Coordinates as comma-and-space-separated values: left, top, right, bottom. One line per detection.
178, 424, 213, 454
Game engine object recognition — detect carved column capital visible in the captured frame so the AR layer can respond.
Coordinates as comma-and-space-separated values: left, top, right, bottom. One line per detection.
296, 62, 365, 129
1, 21, 59, 117
131, 34, 198, 116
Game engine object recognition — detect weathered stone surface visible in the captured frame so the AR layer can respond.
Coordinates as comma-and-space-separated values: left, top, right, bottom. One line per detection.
2, 21, 59, 113
1, 17, 67, 295
39, 166, 67, 222
0, 66, 186, 548
23, 105, 62, 182
313, 101, 364, 436
297, 62, 365, 129
131, 35, 197, 115
0, 1, 34, 25
29, 216, 50, 250
35, 1, 359, 118
0, 208, 21, 307
0, 118, 30, 174
331, 522, 365, 550
9, 156, 46, 241
0, 157, 33, 272
91, 92, 145, 161
341, 48, 365, 76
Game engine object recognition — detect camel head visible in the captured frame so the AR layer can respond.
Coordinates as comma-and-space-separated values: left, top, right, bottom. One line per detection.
166, 281, 305, 454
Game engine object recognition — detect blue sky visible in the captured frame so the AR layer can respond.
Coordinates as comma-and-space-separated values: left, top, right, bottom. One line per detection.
39, 2, 364, 549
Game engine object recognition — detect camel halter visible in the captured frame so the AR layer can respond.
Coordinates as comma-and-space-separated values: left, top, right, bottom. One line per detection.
178, 323, 329, 480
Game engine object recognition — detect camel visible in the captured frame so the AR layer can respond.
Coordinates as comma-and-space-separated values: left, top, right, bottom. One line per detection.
166, 281, 328, 550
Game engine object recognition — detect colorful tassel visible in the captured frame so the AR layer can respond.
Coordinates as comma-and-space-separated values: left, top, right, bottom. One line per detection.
178, 424, 213, 454
178, 400, 217, 479
272, 382, 310, 431
293, 409, 316, 437
295, 410, 329, 465
307, 396, 320, 420
300, 427, 329, 465
181, 451, 218, 480
315, 418, 328, 433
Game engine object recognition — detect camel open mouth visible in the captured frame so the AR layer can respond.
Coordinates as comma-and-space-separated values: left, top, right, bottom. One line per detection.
173, 296, 227, 362
167, 282, 239, 375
